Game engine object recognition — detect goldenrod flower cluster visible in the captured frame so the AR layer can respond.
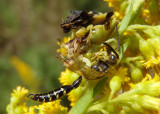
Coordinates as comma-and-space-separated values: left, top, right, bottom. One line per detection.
7, 0, 160, 114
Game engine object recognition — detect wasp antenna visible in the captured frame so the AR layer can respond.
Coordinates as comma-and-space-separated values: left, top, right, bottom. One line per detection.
62, 18, 64, 23
116, 21, 120, 52
57, 38, 62, 45
57, 38, 61, 42
27, 94, 35, 99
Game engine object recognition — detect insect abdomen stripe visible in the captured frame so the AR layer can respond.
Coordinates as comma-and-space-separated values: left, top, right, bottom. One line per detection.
28, 76, 82, 102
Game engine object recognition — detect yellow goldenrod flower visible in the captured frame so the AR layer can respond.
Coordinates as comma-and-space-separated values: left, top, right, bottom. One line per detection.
36, 100, 68, 114
143, 57, 160, 70
127, 24, 160, 70
24, 106, 36, 114
57, 37, 71, 57
108, 73, 160, 113
107, 67, 129, 83
59, 68, 80, 85
105, 0, 160, 25
6, 86, 29, 114
104, 0, 125, 19
59, 68, 87, 106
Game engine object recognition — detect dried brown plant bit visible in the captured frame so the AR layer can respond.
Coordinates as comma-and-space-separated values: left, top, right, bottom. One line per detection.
65, 35, 90, 58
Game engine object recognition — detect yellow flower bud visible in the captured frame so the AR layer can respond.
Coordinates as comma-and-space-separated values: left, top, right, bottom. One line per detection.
11, 96, 19, 104
139, 38, 155, 60
136, 95, 160, 111
149, 37, 160, 56
151, 25, 160, 36
133, 81, 160, 96
118, 95, 160, 112
109, 76, 122, 100
110, 76, 122, 92
130, 64, 143, 83
14, 106, 27, 114
133, 61, 143, 69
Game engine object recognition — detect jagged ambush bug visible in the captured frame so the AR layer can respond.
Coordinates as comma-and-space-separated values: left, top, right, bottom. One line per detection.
60, 11, 118, 59
61, 10, 114, 33
29, 10, 119, 102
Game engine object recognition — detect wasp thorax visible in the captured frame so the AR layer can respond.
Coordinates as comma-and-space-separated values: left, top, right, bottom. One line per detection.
90, 43, 119, 73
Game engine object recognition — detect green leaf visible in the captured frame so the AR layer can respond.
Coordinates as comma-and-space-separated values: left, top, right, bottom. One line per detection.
69, 78, 107, 114
69, 86, 94, 114
93, 77, 107, 98
119, 0, 134, 35
129, 3, 143, 24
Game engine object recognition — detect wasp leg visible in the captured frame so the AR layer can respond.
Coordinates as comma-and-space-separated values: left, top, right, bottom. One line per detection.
106, 11, 114, 22
104, 11, 114, 30
28, 76, 82, 102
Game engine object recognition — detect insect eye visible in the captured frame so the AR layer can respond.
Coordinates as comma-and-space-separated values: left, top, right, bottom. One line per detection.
91, 65, 99, 72
111, 55, 116, 61
64, 24, 70, 28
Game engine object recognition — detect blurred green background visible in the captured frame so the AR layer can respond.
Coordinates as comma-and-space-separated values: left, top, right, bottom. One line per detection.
0, 0, 109, 113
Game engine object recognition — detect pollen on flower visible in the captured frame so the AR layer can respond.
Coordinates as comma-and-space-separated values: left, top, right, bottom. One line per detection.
36, 100, 68, 114
11, 86, 29, 102
59, 68, 79, 85
104, 0, 122, 11
107, 67, 128, 83
59, 68, 87, 106
114, 12, 123, 20
141, 9, 150, 22
143, 57, 160, 70
24, 106, 36, 114
57, 37, 71, 56
6, 86, 29, 114
104, 0, 125, 20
